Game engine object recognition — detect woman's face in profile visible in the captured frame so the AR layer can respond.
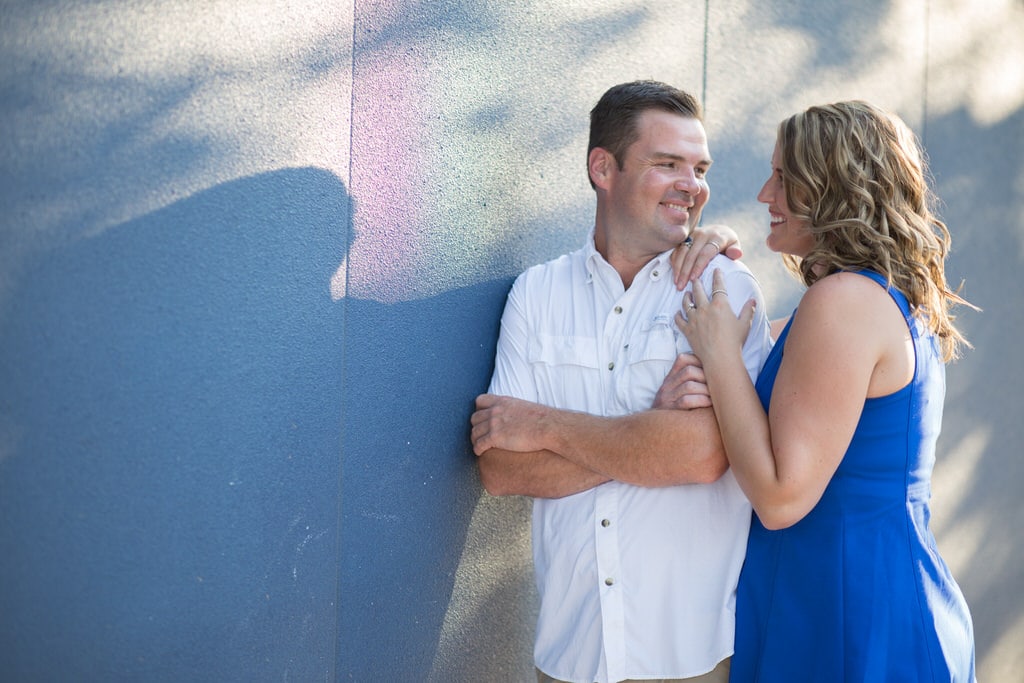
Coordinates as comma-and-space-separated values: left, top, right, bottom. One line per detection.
757, 141, 815, 258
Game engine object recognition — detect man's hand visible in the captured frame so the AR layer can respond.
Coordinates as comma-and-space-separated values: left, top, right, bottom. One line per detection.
471, 394, 552, 456
652, 354, 712, 410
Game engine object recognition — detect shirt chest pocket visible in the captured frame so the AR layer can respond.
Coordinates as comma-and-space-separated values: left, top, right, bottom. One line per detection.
617, 316, 682, 410
527, 334, 601, 412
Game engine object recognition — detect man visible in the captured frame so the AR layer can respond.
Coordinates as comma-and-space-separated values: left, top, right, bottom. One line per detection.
470, 81, 773, 683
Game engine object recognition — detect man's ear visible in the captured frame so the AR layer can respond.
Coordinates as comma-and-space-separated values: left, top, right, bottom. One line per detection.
588, 147, 614, 190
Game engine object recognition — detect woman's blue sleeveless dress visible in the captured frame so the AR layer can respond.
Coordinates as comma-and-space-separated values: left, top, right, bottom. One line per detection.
730, 271, 976, 682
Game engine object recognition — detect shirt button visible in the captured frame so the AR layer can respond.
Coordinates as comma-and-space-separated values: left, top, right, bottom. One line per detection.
652, 270, 660, 278
607, 362, 614, 371
614, 306, 623, 314
601, 519, 611, 527
605, 578, 615, 586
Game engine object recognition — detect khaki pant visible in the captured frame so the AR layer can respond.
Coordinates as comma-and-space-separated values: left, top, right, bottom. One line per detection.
537, 656, 731, 683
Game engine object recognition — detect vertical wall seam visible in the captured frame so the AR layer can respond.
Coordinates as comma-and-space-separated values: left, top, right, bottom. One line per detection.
334, 2, 359, 679
345, 4, 358, 308
922, 0, 930, 144
702, 0, 710, 108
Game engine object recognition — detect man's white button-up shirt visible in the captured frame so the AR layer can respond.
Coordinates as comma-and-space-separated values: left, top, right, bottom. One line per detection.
488, 233, 773, 683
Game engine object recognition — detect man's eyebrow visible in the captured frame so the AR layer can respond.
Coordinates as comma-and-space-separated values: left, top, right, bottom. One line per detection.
653, 151, 714, 166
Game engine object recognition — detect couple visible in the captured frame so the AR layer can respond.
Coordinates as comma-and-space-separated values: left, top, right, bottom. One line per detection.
469, 81, 976, 683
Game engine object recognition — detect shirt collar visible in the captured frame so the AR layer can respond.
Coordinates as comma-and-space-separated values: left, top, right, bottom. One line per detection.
583, 228, 673, 284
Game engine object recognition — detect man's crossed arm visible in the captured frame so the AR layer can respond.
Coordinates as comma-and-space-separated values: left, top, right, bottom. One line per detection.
471, 354, 727, 498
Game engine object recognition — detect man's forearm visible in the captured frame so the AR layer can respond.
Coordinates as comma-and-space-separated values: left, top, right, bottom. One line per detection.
537, 406, 728, 487
478, 447, 611, 498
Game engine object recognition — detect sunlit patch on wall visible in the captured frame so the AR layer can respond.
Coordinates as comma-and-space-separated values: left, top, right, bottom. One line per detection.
927, 0, 1024, 126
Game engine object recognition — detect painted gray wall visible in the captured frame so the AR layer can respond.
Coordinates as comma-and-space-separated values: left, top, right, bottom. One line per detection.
1, 1, 1020, 681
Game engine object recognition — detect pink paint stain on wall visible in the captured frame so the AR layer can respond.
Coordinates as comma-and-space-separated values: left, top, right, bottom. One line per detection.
344, 13, 437, 303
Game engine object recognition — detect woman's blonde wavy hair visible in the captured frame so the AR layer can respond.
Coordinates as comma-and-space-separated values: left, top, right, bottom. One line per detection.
777, 100, 973, 361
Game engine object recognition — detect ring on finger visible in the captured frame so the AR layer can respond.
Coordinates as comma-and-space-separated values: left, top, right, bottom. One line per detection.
683, 236, 694, 249
710, 289, 728, 298
687, 302, 697, 310
707, 240, 721, 252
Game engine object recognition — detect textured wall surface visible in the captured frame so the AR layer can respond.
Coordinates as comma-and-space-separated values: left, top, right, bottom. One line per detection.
1, 1, 1021, 681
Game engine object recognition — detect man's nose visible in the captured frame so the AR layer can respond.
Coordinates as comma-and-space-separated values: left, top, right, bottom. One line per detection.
675, 171, 700, 194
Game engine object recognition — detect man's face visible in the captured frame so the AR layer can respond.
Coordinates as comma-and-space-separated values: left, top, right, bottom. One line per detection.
602, 109, 711, 256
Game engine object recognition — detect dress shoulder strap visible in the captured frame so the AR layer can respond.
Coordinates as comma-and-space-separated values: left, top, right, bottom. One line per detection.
851, 270, 912, 320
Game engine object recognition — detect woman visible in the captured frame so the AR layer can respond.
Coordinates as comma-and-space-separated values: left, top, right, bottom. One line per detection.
676, 102, 977, 681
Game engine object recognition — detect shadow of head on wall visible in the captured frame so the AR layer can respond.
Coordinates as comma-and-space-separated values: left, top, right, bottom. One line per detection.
1, 166, 351, 680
